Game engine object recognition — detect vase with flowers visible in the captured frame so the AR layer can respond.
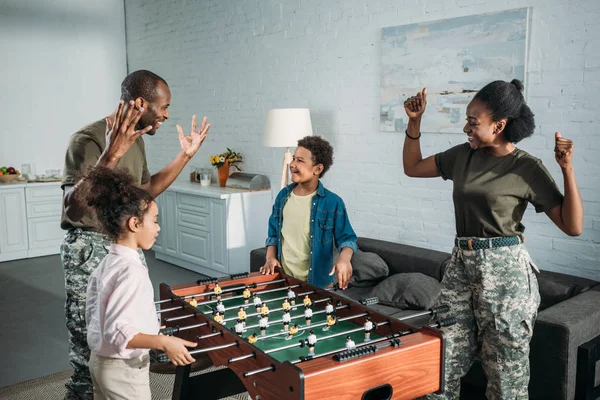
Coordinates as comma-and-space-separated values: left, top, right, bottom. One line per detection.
210, 148, 243, 187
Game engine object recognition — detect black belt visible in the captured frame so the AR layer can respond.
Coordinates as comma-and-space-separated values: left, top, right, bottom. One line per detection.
455, 235, 524, 250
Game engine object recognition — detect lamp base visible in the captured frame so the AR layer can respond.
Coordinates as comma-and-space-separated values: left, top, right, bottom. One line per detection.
280, 148, 293, 189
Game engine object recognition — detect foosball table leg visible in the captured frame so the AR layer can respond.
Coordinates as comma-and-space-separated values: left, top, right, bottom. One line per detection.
172, 364, 247, 400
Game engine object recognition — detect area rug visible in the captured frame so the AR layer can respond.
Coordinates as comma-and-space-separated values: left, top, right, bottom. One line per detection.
0, 367, 250, 400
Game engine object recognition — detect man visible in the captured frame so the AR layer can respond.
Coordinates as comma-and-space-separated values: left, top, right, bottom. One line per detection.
61, 70, 210, 399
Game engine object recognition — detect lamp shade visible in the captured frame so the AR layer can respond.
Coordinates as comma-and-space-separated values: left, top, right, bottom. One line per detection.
262, 108, 313, 148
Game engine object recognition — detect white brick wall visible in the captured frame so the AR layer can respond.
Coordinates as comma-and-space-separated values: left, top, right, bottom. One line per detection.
124, 0, 600, 280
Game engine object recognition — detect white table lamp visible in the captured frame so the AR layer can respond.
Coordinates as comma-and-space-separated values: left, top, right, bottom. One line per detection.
263, 108, 313, 189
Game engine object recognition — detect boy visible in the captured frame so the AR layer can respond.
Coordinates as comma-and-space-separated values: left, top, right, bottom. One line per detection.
260, 136, 357, 289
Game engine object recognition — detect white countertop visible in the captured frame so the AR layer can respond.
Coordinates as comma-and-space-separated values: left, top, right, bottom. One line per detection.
0, 181, 62, 190
166, 181, 272, 199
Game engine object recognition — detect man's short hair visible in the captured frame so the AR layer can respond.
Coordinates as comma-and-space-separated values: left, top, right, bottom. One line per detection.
120, 70, 167, 102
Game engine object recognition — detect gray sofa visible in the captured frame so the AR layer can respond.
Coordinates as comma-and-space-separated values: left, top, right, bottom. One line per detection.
250, 237, 600, 400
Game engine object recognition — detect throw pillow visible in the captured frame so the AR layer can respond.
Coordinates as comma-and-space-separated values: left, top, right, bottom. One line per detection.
368, 273, 441, 310
348, 249, 389, 288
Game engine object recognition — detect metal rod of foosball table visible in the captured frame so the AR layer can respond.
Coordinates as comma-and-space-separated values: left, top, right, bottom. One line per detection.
159, 322, 208, 336
223, 292, 324, 322
154, 278, 290, 305
163, 285, 307, 323
243, 303, 349, 331
241, 321, 393, 376
197, 331, 223, 340
291, 316, 457, 364
228, 353, 256, 363
160, 283, 302, 318
164, 313, 198, 323
290, 333, 402, 364
155, 284, 244, 305
241, 333, 403, 373
396, 304, 450, 322
264, 320, 388, 355
158, 341, 239, 363
189, 341, 239, 355
194, 282, 301, 308
255, 311, 369, 341
244, 365, 276, 377
223, 289, 316, 312
156, 305, 185, 315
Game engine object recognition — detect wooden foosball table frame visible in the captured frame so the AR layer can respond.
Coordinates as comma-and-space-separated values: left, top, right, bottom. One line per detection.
157, 271, 448, 400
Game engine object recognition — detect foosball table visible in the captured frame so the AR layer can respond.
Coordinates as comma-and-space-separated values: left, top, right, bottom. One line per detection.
155, 271, 453, 400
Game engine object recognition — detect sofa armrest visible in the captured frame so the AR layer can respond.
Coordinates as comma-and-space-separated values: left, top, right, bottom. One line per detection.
250, 247, 267, 273
529, 291, 600, 400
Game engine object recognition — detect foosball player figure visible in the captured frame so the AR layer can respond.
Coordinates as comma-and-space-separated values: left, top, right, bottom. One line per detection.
189, 297, 198, 307
323, 314, 337, 331
214, 311, 225, 325
234, 319, 244, 336
248, 333, 258, 345
325, 300, 334, 315
259, 313, 269, 336
260, 302, 269, 316
282, 298, 291, 311
345, 336, 356, 350
307, 330, 317, 356
253, 293, 262, 313
287, 287, 297, 307
364, 317, 374, 342
303, 294, 312, 307
282, 309, 291, 331
243, 287, 252, 304
286, 324, 299, 340
215, 300, 225, 314
214, 283, 223, 300
304, 305, 313, 325
238, 307, 247, 326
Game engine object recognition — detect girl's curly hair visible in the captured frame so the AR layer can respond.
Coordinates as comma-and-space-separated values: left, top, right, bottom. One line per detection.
76, 166, 153, 240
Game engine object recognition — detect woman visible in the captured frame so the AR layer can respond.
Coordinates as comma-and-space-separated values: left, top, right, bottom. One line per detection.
402, 80, 583, 400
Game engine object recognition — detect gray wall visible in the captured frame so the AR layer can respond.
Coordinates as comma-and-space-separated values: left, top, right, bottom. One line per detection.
124, 0, 600, 280
0, 0, 127, 175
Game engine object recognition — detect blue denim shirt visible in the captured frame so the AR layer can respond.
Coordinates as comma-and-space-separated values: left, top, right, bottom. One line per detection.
265, 181, 358, 288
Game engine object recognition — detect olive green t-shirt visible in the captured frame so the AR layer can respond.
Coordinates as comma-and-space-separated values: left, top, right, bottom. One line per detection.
60, 119, 151, 230
434, 143, 564, 238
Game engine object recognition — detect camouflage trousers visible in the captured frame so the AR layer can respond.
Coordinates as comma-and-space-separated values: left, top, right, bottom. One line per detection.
61, 229, 147, 400
427, 243, 540, 400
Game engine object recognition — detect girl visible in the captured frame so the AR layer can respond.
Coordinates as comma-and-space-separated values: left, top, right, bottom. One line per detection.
81, 166, 197, 399
402, 80, 583, 399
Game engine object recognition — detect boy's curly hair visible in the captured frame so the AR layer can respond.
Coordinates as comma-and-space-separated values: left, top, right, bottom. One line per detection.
76, 166, 153, 240
297, 136, 334, 178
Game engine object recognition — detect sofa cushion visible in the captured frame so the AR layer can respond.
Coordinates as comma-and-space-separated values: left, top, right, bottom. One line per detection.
536, 270, 600, 310
368, 273, 441, 310
349, 249, 389, 287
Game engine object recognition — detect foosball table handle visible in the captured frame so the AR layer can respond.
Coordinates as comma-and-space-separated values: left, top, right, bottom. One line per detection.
434, 317, 457, 328
230, 272, 250, 280
430, 304, 450, 314
159, 326, 179, 336
196, 277, 219, 285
